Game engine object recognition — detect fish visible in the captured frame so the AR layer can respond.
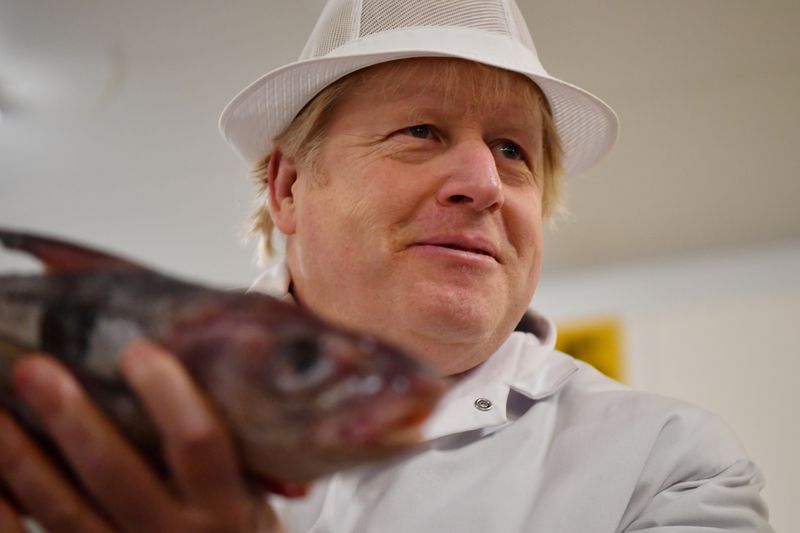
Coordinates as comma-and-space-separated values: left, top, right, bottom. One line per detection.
0, 228, 444, 496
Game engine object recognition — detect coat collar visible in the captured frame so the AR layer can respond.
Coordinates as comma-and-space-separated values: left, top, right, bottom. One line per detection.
421, 330, 578, 441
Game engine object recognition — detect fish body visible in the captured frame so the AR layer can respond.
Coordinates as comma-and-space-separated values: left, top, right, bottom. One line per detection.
0, 228, 443, 492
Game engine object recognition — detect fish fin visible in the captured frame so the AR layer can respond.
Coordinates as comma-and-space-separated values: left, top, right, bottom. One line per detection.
258, 478, 311, 499
0, 228, 144, 274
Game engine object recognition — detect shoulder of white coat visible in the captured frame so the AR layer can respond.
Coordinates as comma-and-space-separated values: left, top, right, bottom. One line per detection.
570, 361, 774, 530
520, 351, 769, 529
561, 357, 754, 481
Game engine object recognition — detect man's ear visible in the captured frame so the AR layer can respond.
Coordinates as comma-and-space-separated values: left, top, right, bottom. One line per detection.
268, 147, 299, 235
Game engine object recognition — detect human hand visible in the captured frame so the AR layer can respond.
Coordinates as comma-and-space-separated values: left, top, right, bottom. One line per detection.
0, 340, 283, 533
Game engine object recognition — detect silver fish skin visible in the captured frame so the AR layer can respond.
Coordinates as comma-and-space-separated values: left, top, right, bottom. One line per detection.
0, 228, 444, 492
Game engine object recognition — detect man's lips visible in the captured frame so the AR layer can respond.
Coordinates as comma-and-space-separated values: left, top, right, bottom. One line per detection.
413, 235, 500, 262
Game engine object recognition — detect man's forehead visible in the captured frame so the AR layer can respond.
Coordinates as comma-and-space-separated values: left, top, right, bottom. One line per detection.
342, 58, 545, 124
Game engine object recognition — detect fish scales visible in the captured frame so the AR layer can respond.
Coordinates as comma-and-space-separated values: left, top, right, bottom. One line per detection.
0, 228, 444, 494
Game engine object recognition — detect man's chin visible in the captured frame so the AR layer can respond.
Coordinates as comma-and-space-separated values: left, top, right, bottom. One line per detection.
404, 298, 500, 343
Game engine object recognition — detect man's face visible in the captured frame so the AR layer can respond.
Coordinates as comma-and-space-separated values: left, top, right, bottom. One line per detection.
280, 59, 548, 375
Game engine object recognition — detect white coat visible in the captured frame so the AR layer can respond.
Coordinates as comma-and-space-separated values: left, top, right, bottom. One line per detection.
252, 264, 772, 532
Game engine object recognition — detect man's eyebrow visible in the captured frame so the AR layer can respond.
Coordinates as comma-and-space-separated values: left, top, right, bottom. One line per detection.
367, 83, 543, 132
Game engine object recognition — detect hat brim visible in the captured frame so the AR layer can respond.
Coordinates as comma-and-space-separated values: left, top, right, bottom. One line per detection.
219, 27, 618, 177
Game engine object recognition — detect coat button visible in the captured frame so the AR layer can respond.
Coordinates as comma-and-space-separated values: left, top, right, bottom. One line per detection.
474, 398, 493, 411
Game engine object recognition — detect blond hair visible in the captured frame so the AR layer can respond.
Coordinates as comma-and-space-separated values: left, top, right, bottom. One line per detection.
249, 59, 564, 258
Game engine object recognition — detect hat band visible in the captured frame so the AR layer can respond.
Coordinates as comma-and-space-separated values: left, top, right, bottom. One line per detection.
314, 26, 550, 80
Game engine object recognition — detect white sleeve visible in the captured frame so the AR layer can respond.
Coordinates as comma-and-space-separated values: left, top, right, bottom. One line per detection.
620, 407, 772, 532
623, 459, 772, 532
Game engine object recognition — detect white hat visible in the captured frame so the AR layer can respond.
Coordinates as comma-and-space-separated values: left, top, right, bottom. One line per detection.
219, 0, 618, 178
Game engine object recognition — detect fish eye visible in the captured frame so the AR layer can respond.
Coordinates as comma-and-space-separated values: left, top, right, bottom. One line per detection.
272, 336, 335, 394
286, 338, 319, 373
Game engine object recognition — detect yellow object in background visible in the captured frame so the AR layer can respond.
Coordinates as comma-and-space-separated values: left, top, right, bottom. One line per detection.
555, 318, 625, 382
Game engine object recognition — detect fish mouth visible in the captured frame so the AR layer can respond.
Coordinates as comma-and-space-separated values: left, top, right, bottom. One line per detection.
312, 376, 444, 452
249, 393, 438, 486
339, 398, 433, 448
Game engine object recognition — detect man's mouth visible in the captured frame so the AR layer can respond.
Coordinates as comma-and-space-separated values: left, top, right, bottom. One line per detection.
414, 236, 499, 262
435, 243, 493, 257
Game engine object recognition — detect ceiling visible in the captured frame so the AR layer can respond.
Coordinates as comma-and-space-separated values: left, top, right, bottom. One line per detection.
1, 0, 798, 286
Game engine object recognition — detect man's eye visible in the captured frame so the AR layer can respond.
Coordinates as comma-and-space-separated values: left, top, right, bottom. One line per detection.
403, 124, 432, 139
496, 141, 524, 161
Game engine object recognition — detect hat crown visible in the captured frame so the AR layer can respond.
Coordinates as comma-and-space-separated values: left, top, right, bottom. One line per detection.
220, 0, 618, 179
300, 0, 537, 60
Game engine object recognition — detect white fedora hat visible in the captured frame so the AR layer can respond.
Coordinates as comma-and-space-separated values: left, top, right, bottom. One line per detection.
220, 0, 618, 178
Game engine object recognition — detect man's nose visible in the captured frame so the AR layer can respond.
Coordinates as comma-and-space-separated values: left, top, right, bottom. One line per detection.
436, 140, 504, 213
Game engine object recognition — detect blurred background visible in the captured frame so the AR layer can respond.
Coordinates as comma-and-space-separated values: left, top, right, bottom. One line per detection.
1, 0, 798, 529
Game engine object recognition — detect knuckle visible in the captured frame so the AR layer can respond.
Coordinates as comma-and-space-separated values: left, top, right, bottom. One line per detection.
0, 431, 27, 475
224, 501, 258, 530
74, 450, 116, 490
0, 495, 21, 520
45, 501, 89, 533
174, 423, 228, 458
174, 500, 258, 533
0, 415, 42, 482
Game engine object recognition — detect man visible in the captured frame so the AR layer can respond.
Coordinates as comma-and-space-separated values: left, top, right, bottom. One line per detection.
0, 0, 772, 531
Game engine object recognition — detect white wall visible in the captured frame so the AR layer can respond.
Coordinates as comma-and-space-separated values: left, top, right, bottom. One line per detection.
535, 241, 800, 532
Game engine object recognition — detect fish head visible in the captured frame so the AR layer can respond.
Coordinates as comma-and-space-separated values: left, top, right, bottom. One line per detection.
194, 302, 446, 484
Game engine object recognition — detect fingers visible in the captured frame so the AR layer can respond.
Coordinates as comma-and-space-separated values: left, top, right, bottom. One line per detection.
0, 409, 112, 533
119, 340, 253, 521
3, 347, 278, 532
10, 356, 176, 532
